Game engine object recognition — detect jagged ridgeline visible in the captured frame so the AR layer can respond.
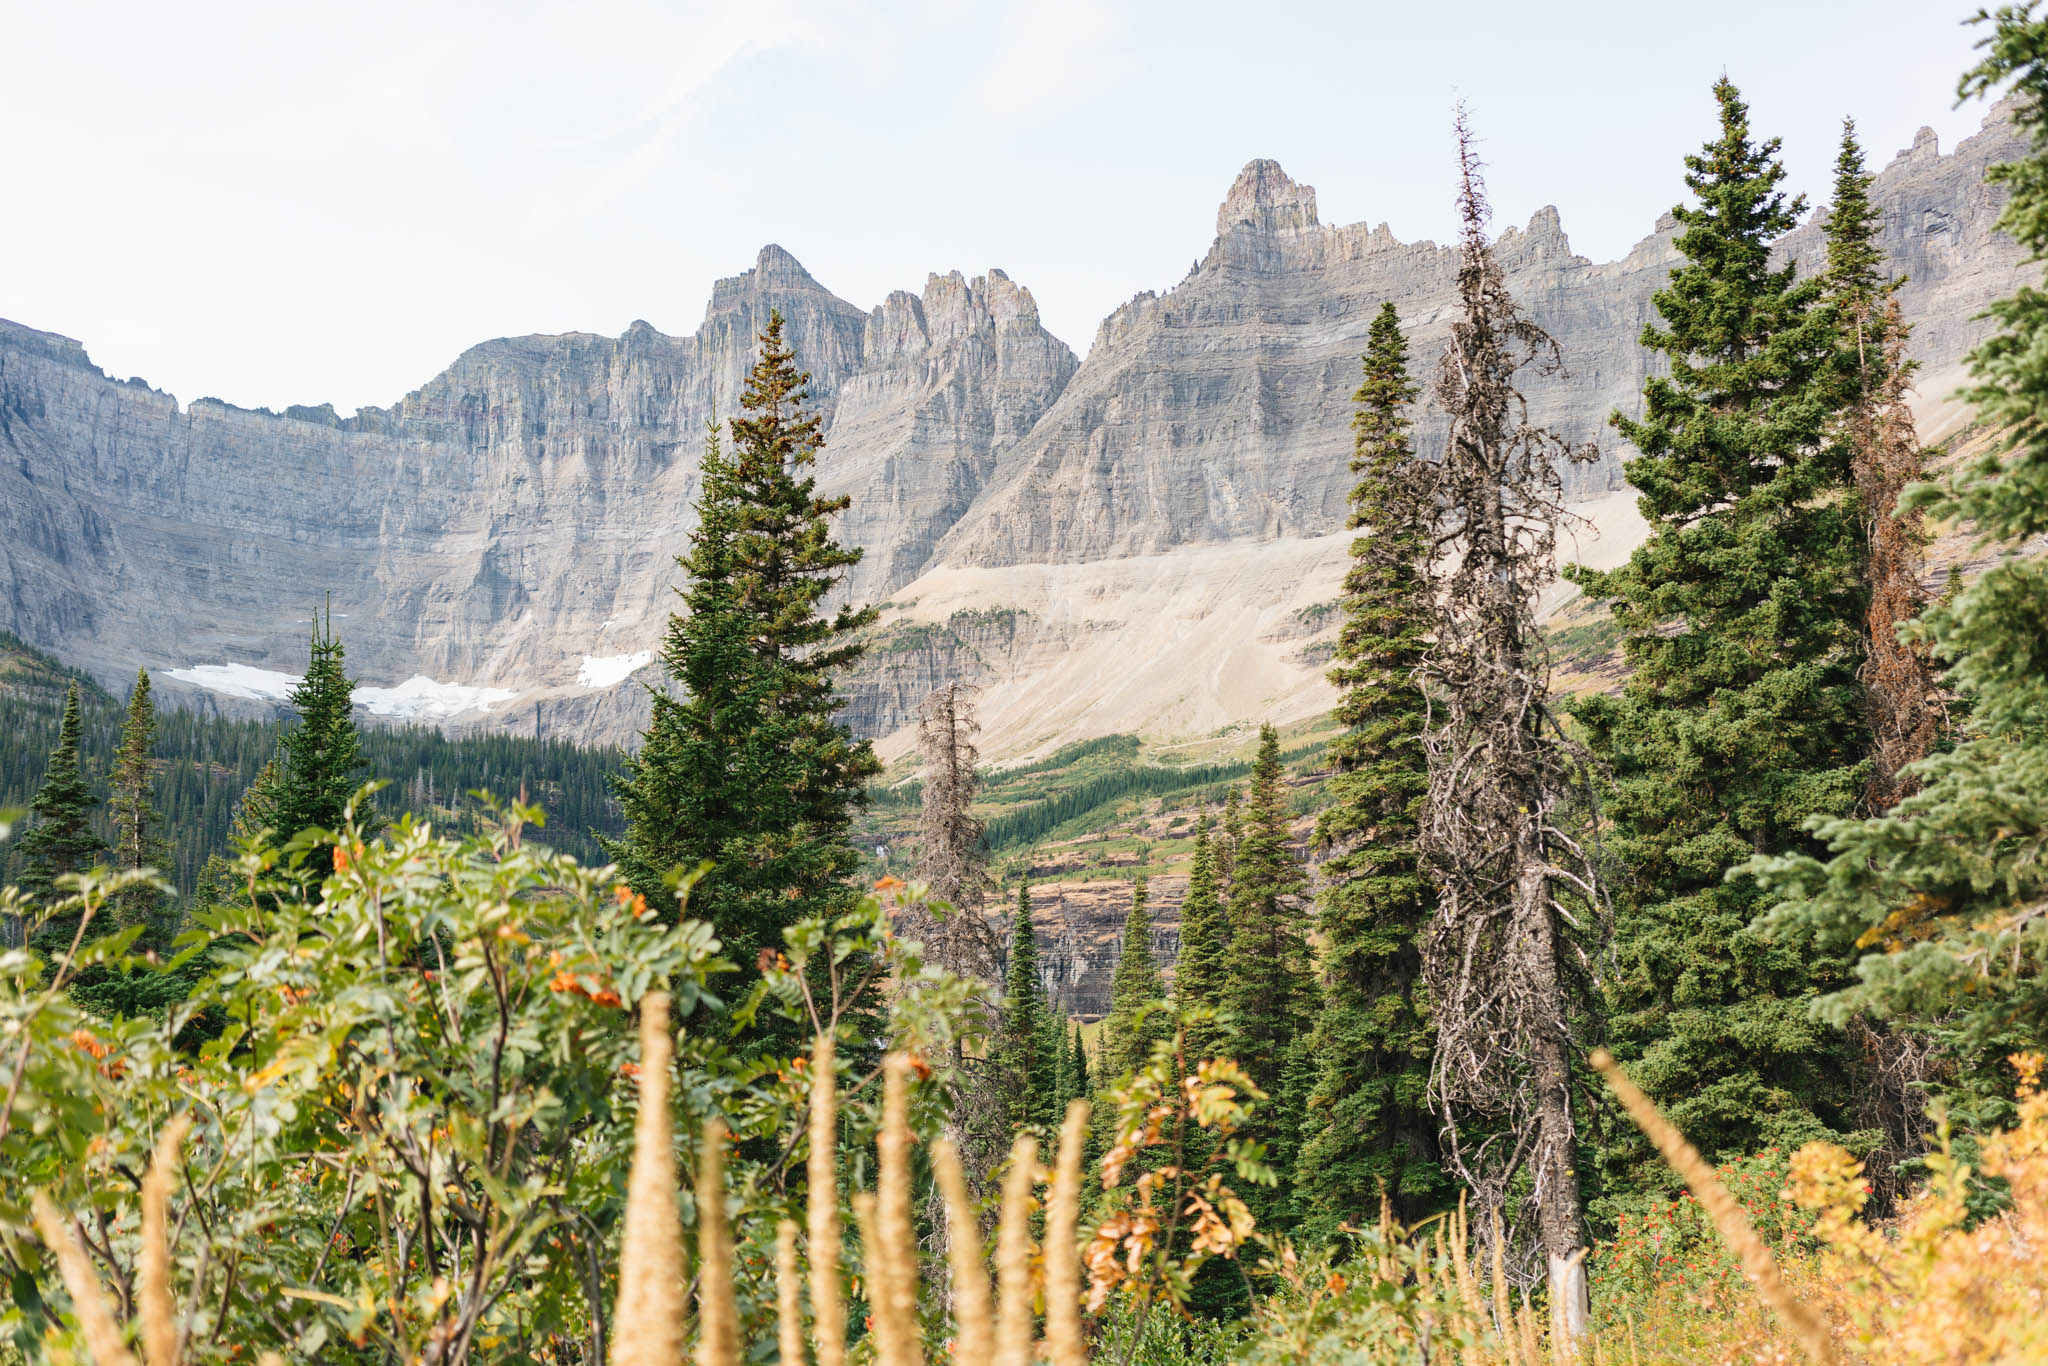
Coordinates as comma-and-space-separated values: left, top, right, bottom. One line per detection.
0, 632, 624, 896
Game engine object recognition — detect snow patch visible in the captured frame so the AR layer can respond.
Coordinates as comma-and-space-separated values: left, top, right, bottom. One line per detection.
356, 676, 518, 721
578, 651, 653, 688
166, 663, 301, 701
168, 664, 515, 721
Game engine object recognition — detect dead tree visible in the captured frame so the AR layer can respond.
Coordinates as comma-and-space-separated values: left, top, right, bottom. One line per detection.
910, 682, 1008, 1199
1415, 107, 1607, 1343
1850, 297, 1945, 811
912, 681, 1000, 978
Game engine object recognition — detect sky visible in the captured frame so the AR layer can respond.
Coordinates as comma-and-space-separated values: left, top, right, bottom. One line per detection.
0, 0, 1995, 415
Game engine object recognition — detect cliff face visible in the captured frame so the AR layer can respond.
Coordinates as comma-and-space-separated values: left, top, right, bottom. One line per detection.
933, 112, 2029, 572
0, 104, 2030, 750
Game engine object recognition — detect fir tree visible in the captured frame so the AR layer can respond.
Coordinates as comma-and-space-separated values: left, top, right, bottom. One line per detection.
1752, 10, 2048, 1120
1221, 723, 1312, 1228
1101, 873, 1169, 1085
998, 883, 1057, 1130
15, 683, 106, 906
1068, 1019, 1089, 1101
274, 605, 373, 885
108, 669, 169, 933
1173, 820, 1231, 1065
1216, 787, 1243, 893
1566, 79, 1867, 1186
1297, 302, 1446, 1232
605, 314, 880, 999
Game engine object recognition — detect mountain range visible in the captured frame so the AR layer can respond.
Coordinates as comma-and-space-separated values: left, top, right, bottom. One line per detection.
0, 104, 2027, 761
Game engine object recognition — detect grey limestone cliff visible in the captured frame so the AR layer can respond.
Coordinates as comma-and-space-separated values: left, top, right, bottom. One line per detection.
0, 103, 2030, 747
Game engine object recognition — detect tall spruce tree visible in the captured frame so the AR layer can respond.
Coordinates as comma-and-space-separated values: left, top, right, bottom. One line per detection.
1752, 10, 2048, 1120
274, 606, 372, 885
1297, 302, 1446, 1233
1101, 873, 1169, 1085
1173, 820, 1231, 1065
606, 314, 880, 997
1067, 1018, 1089, 1101
108, 669, 169, 932
1566, 79, 1867, 1187
1221, 723, 1312, 1227
998, 883, 1058, 1130
15, 683, 106, 906
1216, 787, 1243, 894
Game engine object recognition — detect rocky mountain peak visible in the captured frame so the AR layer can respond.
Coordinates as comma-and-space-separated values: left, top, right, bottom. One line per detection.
705, 243, 830, 316
1216, 159, 1319, 237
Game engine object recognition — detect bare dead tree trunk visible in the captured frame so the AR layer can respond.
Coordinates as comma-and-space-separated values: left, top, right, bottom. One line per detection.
1848, 297, 1945, 811
911, 682, 1008, 1218
1414, 106, 1606, 1344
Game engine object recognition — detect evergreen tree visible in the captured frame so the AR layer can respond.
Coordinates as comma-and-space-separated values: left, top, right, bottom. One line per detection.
1220, 723, 1312, 1228
108, 669, 169, 933
998, 883, 1058, 1130
1566, 79, 1867, 1186
1216, 787, 1243, 893
1068, 1019, 1089, 1101
1297, 302, 1446, 1233
15, 683, 106, 906
274, 606, 373, 885
1101, 873, 1169, 1085
1752, 10, 2048, 1119
605, 314, 880, 999
1173, 821, 1231, 1065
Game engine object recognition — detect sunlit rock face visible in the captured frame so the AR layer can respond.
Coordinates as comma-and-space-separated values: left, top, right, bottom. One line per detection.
0, 104, 2028, 749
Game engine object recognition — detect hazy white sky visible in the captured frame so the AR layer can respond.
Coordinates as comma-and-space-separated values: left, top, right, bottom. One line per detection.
0, 0, 1993, 415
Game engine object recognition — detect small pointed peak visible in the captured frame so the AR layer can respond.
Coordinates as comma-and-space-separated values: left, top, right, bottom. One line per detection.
753, 243, 813, 279
1216, 159, 1318, 237
1907, 126, 1939, 160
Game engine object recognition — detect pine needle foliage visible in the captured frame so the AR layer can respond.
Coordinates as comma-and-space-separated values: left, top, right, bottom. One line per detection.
108, 669, 168, 934
998, 882, 1058, 1130
1750, 7, 2048, 1117
1172, 821, 1231, 1067
274, 604, 373, 886
1566, 78, 1868, 1186
15, 683, 106, 906
1221, 723, 1312, 1227
1102, 873, 1168, 1087
1298, 301, 1446, 1233
606, 313, 880, 1003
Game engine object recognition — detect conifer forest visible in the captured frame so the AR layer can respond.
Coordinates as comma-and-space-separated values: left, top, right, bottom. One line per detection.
8, 7, 2048, 1364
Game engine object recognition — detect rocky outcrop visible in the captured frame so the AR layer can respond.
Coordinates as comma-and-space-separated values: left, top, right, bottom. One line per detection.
0, 102, 2031, 752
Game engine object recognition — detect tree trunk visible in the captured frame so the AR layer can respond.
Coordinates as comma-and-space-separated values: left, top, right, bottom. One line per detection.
1517, 840, 1589, 1343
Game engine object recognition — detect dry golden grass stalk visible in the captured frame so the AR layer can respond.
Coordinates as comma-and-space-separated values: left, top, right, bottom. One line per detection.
776, 1219, 806, 1366
1591, 1049, 1838, 1366
139, 1112, 192, 1366
1491, 1214, 1520, 1366
1044, 1099, 1091, 1366
1448, 1197, 1487, 1343
31, 1189, 139, 1366
611, 992, 687, 1366
808, 1031, 848, 1366
993, 1134, 1039, 1366
697, 1117, 740, 1366
875, 1054, 923, 1366
1517, 1296, 1542, 1365
932, 1139, 993, 1366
